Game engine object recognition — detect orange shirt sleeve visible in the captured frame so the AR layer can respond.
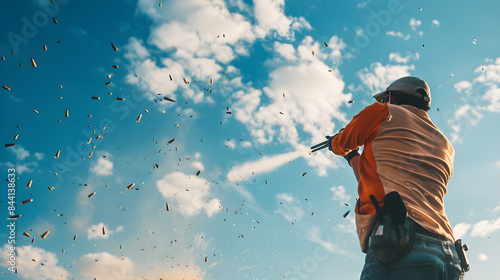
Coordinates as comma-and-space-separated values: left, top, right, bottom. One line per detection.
331, 102, 389, 155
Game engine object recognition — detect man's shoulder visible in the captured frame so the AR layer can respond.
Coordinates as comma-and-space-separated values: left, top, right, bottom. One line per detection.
360, 102, 388, 115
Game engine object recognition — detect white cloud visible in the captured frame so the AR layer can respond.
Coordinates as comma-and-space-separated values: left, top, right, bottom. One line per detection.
224, 139, 236, 149
139, 266, 205, 280
34, 152, 44, 160
306, 226, 348, 255
389, 52, 419, 63
10, 145, 30, 161
156, 171, 222, 217
129, 2, 344, 177
87, 223, 123, 240
205, 198, 222, 217
478, 253, 488, 261
0, 244, 69, 279
358, 62, 415, 94
386, 30, 410, 40
16, 161, 38, 175
151, 21, 201, 53
124, 37, 150, 60
190, 160, 205, 171
74, 252, 135, 280
253, 0, 310, 38
409, 18, 422, 31
448, 58, 500, 142
454, 81, 473, 93
91, 158, 113, 176
274, 42, 296, 61
432, 19, 440, 27
493, 202, 500, 212
128, 0, 260, 107
470, 217, 500, 237
231, 36, 351, 175
453, 222, 471, 240
330, 186, 351, 205
474, 58, 500, 84
357, 2, 367, 8
276, 193, 305, 223
227, 150, 307, 182
241, 141, 252, 148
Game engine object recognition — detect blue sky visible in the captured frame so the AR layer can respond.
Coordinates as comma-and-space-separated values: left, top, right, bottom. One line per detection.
1, 0, 500, 279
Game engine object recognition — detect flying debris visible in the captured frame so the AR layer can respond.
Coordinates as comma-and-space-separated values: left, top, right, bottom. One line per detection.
21, 199, 33, 205
43, 44, 47, 51
54, 150, 60, 159
226, 107, 231, 114
205, 256, 208, 262
210, 78, 213, 84
40, 231, 50, 239
343, 210, 350, 218
33, 110, 39, 113
5, 143, 16, 147
324, 41, 329, 47
31, 58, 37, 67
166, 202, 170, 211
301, 172, 307, 177
348, 100, 354, 104
105, 81, 112, 86
65, 109, 69, 117
126, 183, 135, 190
111, 42, 118, 51
159, 3, 162, 7
135, 74, 139, 77
2, 86, 10, 90
136, 114, 142, 123
112, 65, 119, 69
23, 232, 31, 237
88, 192, 96, 198
27, 180, 32, 188
169, 74, 173, 81
73, 235, 77, 241
91, 96, 100, 100
10, 214, 21, 219
116, 97, 125, 101
163, 96, 176, 102
183, 78, 190, 84
52, 17, 58, 24
473, 38, 477, 44
167, 138, 176, 145
102, 226, 106, 235
196, 170, 201, 176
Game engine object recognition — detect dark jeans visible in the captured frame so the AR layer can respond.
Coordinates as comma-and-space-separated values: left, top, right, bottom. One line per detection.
360, 232, 464, 280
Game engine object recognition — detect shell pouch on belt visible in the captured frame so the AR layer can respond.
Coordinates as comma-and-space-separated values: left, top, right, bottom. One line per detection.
368, 191, 415, 263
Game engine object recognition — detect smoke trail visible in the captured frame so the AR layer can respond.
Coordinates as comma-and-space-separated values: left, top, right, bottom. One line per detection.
227, 149, 309, 182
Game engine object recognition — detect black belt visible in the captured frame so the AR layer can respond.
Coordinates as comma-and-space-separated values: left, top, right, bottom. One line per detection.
414, 222, 449, 241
